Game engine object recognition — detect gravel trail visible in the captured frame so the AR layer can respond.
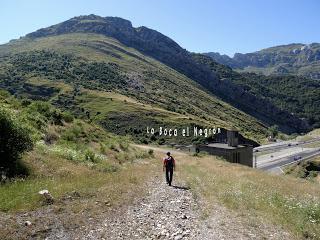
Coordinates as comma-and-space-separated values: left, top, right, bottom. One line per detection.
85, 175, 200, 240
83, 173, 291, 240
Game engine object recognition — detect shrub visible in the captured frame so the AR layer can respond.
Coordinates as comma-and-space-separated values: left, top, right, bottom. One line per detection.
115, 152, 129, 164
100, 143, 106, 154
309, 171, 318, 178
28, 101, 52, 119
119, 141, 129, 151
61, 122, 83, 142
157, 138, 165, 145
0, 109, 33, 177
27, 101, 73, 125
84, 149, 100, 163
20, 109, 47, 133
44, 127, 59, 144
135, 150, 151, 159
61, 111, 74, 123
148, 149, 154, 156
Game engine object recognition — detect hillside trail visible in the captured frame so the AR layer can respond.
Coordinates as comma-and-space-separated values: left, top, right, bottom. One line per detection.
83, 150, 292, 240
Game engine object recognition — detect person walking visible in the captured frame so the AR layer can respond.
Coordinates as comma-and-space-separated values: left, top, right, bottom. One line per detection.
163, 152, 175, 186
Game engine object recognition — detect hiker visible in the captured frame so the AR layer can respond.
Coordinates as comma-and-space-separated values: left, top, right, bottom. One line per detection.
163, 152, 175, 186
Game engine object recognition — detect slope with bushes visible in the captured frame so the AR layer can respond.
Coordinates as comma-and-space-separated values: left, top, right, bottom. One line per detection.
192, 53, 319, 129
16, 15, 309, 134
0, 32, 269, 142
0, 90, 154, 180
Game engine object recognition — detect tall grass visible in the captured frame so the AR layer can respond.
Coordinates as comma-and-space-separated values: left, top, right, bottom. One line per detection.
180, 154, 320, 239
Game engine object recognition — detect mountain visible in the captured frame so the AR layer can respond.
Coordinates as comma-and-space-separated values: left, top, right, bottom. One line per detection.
25, 15, 311, 133
192, 54, 320, 129
205, 43, 320, 79
0, 16, 266, 143
0, 15, 311, 143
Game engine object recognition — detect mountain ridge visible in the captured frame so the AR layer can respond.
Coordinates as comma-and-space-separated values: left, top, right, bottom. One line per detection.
205, 43, 320, 79
15, 14, 310, 134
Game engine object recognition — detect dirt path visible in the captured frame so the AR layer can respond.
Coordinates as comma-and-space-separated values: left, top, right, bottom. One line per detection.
132, 144, 189, 156
84, 175, 200, 240
82, 171, 291, 240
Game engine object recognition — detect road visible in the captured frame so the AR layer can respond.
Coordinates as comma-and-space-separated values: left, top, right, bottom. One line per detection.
254, 138, 320, 173
254, 137, 320, 153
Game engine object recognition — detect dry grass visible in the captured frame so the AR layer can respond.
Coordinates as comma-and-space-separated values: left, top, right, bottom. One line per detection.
0, 143, 158, 239
176, 152, 320, 239
296, 128, 320, 141
0, 145, 157, 212
2, 143, 320, 239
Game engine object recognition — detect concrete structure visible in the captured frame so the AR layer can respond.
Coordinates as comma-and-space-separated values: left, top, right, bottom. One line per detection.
195, 130, 253, 167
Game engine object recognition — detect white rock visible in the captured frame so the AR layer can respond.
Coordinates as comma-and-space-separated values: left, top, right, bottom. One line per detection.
25, 220, 32, 226
38, 189, 54, 204
38, 189, 49, 195
181, 214, 188, 219
174, 235, 183, 240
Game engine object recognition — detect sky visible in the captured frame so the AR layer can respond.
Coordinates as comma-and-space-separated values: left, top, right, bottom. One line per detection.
1, 0, 320, 56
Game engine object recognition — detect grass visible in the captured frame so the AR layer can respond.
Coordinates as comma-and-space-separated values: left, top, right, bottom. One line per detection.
0, 141, 156, 212
296, 128, 320, 141
0, 92, 156, 213
0, 142, 157, 240
177, 153, 320, 239
0, 33, 268, 142
2, 140, 320, 239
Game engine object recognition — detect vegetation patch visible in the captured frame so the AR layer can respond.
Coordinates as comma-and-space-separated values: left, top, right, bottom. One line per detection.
179, 153, 320, 239
285, 158, 320, 181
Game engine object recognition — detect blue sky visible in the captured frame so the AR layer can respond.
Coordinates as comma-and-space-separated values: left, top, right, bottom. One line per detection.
1, 0, 320, 56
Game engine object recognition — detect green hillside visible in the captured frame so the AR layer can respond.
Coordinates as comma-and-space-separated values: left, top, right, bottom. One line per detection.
0, 33, 267, 143
193, 54, 320, 128
1, 91, 320, 239
17, 15, 309, 135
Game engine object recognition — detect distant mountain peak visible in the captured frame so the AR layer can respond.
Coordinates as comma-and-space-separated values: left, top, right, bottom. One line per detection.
205, 42, 320, 79
26, 14, 137, 39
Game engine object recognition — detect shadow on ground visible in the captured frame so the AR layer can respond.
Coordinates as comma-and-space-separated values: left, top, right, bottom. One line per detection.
171, 185, 190, 191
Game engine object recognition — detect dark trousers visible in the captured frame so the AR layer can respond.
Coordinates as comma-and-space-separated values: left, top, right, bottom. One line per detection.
165, 167, 173, 185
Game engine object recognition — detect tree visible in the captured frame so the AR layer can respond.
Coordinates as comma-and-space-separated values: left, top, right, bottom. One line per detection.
268, 125, 279, 138
0, 109, 33, 177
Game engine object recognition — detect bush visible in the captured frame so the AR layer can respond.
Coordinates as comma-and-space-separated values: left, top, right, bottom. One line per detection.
148, 149, 154, 156
27, 101, 73, 125
61, 111, 74, 123
119, 141, 129, 151
44, 127, 59, 144
0, 109, 33, 177
28, 101, 52, 119
84, 149, 100, 163
61, 122, 83, 142
309, 171, 318, 178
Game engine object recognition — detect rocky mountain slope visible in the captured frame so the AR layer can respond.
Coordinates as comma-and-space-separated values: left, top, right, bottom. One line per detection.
1, 14, 309, 135
205, 43, 320, 79
0, 30, 267, 143
192, 54, 320, 129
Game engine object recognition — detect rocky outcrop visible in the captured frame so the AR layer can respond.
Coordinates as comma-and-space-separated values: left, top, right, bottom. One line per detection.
205, 43, 320, 80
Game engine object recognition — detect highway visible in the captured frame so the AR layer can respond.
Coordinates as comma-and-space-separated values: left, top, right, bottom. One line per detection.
254, 138, 320, 173
254, 137, 320, 153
